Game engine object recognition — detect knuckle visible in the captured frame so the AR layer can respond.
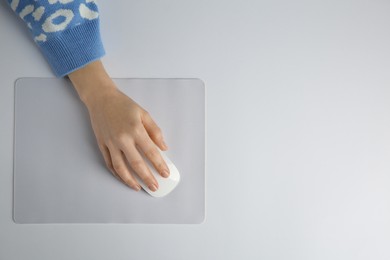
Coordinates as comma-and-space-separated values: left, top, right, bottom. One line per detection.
152, 128, 163, 139
132, 126, 144, 138
145, 149, 159, 159
142, 176, 154, 185
122, 175, 134, 185
115, 131, 129, 144
112, 163, 125, 174
129, 160, 144, 172
122, 176, 139, 190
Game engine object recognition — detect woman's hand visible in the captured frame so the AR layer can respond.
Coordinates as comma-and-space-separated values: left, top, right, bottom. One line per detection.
68, 60, 169, 192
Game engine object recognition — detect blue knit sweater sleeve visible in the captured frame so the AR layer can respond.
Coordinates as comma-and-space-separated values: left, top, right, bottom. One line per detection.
6, 0, 106, 77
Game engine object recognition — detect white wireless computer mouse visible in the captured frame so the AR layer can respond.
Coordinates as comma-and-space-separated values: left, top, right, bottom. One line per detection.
134, 146, 180, 198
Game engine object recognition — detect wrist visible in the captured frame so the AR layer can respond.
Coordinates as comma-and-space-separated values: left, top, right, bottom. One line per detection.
68, 60, 117, 107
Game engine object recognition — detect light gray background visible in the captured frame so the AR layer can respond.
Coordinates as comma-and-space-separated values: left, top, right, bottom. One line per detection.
1, 0, 390, 259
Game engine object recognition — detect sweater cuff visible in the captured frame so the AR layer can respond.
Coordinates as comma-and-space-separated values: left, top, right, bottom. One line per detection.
37, 19, 105, 78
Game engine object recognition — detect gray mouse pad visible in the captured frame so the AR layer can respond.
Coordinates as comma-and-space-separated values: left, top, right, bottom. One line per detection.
13, 78, 205, 224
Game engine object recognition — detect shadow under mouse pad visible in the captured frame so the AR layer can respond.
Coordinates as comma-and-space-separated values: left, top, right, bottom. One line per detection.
13, 78, 205, 224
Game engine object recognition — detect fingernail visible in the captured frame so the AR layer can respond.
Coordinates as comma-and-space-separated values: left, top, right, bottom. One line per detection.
134, 185, 141, 191
149, 184, 158, 192
162, 169, 170, 178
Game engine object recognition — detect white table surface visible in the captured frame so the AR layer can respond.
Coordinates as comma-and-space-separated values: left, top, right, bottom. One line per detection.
1, 0, 390, 259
